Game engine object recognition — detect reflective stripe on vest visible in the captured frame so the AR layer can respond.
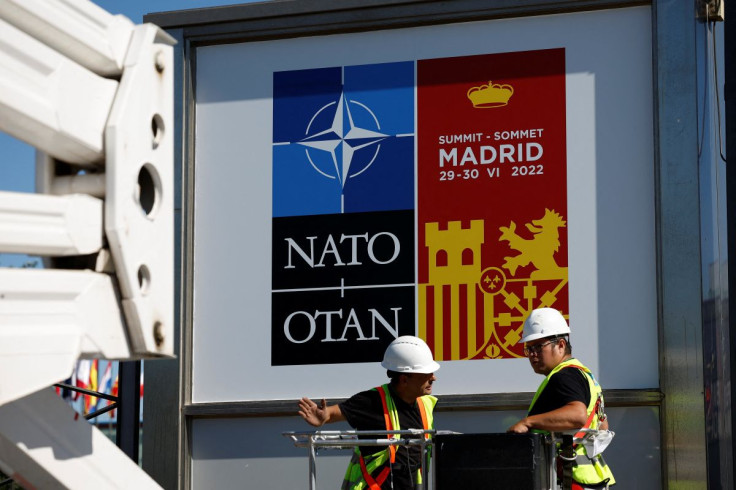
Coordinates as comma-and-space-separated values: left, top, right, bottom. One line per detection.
528, 359, 616, 486
416, 397, 431, 439
376, 385, 397, 464
342, 384, 437, 490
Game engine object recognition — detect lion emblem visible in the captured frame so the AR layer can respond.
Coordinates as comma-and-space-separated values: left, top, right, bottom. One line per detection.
499, 209, 567, 280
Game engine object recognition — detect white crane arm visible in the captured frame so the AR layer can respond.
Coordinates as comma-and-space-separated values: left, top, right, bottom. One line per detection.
0, 0, 174, 487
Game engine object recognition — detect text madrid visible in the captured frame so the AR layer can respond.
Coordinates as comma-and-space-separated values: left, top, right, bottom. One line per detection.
439, 142, 544, 167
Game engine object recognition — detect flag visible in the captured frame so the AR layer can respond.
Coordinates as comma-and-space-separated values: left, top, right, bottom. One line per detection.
54, 376, 72, 401
140, 370, 144, 398
98, 361, 113, 411
71, 365, 79, 400
85, 359, 99, 414
75, 360, 91, 403
99, 362, 113, 396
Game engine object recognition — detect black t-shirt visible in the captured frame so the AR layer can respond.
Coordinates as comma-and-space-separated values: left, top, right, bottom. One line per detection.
529, 365, 591, 417
339, 385, 429, 490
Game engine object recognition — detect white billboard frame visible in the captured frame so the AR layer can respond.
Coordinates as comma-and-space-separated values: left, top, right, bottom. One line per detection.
189, 7, 656, 402
143, 1, 710, 488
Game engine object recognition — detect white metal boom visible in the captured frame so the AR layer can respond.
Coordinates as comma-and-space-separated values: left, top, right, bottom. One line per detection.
0, 0, 174, 487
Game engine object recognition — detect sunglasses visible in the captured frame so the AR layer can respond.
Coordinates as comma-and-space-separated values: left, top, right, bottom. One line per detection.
523, 339, 558, 357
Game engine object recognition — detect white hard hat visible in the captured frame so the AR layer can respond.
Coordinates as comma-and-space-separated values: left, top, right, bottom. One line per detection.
519, 308, 571, 343
381, 336, 440, 373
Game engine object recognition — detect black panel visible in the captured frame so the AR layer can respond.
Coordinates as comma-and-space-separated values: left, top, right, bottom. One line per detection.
434, 433, 551, 489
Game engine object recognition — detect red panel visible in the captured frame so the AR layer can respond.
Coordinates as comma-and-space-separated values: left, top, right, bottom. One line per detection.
417, 49, 568, 360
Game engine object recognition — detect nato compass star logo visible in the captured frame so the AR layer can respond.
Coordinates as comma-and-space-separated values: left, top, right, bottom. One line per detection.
273, 62, 415, 218
298, 92, 387, 192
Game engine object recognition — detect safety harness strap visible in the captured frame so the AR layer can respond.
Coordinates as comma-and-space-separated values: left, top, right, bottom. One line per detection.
574, 396, 601, 442
552, 364, 601, 443
358, 452, 391, 490
354, 385, 397, 489
355, 386, 434, 489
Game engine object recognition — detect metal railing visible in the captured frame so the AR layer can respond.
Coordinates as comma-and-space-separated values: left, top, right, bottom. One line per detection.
284, 429, 611, 490
284, 429, 447, 490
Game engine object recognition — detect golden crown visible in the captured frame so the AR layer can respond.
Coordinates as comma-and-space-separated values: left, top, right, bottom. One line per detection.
467, 81, 514, 108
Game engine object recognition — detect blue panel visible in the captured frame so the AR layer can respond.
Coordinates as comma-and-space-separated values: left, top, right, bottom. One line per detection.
273, 62, 414, 217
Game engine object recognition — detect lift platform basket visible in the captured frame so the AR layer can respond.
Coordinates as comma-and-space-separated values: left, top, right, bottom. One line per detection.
434, 432, 552, 489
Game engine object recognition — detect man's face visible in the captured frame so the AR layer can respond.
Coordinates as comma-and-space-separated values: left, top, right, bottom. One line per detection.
523, 337, 565, 375
404, 372, 437, 398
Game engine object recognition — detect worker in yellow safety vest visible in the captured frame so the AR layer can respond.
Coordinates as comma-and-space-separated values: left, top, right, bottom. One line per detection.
507, 308, 616, 490
298, 336, 439, 490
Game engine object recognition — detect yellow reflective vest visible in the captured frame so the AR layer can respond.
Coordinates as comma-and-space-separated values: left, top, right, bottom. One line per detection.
342, 384, 436, 490
528, 358, 616, 486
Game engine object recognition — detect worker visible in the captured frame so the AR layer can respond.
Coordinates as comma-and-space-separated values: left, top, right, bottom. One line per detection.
507, 308, 615, 489
298, 335, 439, 490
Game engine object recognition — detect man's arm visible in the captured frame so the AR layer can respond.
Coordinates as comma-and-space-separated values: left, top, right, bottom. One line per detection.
298, 397, 346, 427
507, 401, 588, 433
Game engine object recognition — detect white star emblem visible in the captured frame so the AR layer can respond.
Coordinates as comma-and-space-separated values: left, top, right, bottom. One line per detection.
298, 92, 388, 188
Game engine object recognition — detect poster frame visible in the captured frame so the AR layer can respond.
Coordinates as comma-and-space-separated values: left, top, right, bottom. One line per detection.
142, 1, 707, 487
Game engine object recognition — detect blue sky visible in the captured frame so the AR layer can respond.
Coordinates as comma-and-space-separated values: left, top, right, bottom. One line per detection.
0, 0, 254, 266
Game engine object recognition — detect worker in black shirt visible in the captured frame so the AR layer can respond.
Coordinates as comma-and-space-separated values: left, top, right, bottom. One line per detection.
298, 335, 439, 489
507, 308, 615, 489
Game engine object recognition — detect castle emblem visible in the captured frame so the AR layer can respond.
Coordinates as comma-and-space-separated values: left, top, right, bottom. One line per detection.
418, 209, 568, 361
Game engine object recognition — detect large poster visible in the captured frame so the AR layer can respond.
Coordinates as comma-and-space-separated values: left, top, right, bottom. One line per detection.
271, 62, 417, 365
417, 49, 568, 361
271, 49, 568, 366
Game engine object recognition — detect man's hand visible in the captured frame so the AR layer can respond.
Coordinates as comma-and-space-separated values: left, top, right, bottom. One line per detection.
507, 418, 532, 433
298, 397, 331, 427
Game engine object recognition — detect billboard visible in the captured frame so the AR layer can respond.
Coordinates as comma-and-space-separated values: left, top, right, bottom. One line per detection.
191, 6, 656, 401
271, 49, 567, 366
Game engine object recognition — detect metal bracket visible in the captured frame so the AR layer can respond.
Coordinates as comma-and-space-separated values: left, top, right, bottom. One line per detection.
698, 0, 725, 21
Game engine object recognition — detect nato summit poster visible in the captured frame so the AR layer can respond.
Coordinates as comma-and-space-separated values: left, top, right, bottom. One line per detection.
271, 48, 568, 366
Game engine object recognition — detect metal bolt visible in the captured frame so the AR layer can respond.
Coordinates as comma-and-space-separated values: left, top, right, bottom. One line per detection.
153, 321, 165, 347
154, 51, 165, 73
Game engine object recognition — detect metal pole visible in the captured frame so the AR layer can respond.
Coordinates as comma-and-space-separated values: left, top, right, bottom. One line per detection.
284, 430, 438, 488
309, 435, 317, 490
431, 435, 437, 490
548, 434, 557, 490
116, 360, 141, 462
725, 0, 736, 482
421, 438, 428, 490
